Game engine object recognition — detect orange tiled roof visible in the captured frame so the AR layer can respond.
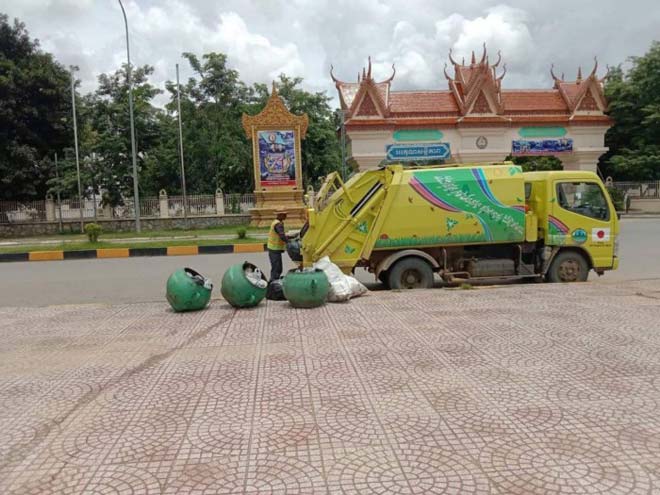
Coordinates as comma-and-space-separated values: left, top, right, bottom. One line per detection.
389, 92, 459, 113
501, 91, 568, 112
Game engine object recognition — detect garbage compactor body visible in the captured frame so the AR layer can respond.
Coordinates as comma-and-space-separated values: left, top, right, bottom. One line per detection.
166, 268, 213, 312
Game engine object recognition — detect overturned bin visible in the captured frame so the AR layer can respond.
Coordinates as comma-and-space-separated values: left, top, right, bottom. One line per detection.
166, 268, 213, 312
221, 262, 268, 308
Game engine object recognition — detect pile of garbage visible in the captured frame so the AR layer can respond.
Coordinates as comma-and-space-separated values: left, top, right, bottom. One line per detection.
165, 256, 367, 312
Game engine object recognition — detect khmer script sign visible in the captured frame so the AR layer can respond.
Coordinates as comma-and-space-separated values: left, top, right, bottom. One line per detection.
385, 143, 451, 161
511, 138, 573, 156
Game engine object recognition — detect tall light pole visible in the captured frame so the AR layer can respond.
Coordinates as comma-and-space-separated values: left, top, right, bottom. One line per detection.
118, 0, 141, 232
340, 109, 347, 181
54, 153, 63, 233
176, 63, 188, 222
70, 66, 84, 233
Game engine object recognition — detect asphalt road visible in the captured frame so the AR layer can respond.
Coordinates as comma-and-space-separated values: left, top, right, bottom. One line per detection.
1, 218, 658, 307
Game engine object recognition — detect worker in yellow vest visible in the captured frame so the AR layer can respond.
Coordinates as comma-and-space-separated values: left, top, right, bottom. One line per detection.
267, 210, 290, 281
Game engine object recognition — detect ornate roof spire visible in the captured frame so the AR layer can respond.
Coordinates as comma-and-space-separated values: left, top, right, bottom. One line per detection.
492, 50, 502, 68
480, 43, 487, 64
382, 63, 396, 83
577, 66, 583, 83
550, 63, 564, 88
471, 50, 476, 65
589, 57, 598, 78
443, 62, 452, 81
367, 56, 372, 80
497, 63, 507, 80
448, 48, 459, 66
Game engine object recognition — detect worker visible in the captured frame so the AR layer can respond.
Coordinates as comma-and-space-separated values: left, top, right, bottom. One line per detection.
267, 209, 289, 281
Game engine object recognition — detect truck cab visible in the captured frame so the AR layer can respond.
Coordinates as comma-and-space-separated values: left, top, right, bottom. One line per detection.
525, 170, 619, 280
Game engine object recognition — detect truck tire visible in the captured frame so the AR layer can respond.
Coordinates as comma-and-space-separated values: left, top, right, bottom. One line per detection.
546, 251, 589, 283
378, 270, 390, 289
388, 258, 434, 290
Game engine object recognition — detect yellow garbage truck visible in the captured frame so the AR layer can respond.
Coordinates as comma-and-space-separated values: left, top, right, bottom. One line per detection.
300, 162, 619, 289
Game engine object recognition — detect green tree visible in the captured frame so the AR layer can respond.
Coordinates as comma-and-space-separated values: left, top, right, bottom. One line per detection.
507, 155, 563, 172
162, 52, 254, 194
0, 15, 72, 200
83, 64, 164, 205
601, 41, 660, 180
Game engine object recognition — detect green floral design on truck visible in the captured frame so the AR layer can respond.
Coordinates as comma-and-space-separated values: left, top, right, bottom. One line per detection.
408, 168, 526, 243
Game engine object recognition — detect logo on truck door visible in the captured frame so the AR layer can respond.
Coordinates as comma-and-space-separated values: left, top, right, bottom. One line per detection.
571, 228, 588, 244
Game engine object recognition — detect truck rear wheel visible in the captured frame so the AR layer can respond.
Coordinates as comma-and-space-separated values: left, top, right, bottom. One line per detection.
546, 251, 589, 283
378, 270, 390, 289
388, 258, 434, 290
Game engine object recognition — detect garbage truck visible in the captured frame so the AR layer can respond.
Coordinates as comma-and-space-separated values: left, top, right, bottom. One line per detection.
299, 162, 619, 289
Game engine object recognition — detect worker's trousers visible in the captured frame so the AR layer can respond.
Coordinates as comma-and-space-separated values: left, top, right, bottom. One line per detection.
268, 249, 284, 281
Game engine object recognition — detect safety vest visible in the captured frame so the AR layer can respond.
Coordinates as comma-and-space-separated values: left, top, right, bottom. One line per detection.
267, 219, 286, 251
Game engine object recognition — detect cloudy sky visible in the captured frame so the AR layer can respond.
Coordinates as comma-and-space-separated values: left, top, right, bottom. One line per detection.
5, 0, 660, 106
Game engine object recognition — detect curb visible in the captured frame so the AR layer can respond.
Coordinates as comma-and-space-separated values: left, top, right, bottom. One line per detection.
0, 243, 266, 263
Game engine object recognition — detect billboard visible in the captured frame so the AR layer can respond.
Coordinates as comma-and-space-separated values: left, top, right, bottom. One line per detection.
511, 138, 573, 156
258, 130, 296, 187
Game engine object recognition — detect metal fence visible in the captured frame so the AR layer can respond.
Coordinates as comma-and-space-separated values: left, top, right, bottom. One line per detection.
224, 194, 255, 214
0, 200, 47, 223
0, 193, 255, 224
612, 181, 660, 199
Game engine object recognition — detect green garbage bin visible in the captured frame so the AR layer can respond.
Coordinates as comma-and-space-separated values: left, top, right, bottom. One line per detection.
166, 268, 213, 312
220, 262, 267, 308
282, 269, 329, 308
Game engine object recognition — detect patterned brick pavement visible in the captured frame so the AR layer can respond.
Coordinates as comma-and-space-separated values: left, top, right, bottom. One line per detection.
1, 280, 660, 494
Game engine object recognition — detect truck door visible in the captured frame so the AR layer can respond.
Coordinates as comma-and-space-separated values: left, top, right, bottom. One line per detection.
552, 180, 615, 268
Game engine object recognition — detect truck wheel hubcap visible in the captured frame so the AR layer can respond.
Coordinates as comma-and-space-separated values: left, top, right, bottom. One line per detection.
558, 260, 580, 282
402, 269, 422, 288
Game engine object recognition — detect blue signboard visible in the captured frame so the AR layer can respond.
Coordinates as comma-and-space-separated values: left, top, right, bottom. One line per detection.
512, 138, 573, 155
385, 143, 451, 161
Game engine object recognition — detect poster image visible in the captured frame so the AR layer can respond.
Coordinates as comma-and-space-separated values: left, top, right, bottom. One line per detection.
511, 138, 573, 156
258, 130, 297, 187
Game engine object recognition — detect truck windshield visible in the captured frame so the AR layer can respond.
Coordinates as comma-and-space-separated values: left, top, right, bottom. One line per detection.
556, 182, 610, 221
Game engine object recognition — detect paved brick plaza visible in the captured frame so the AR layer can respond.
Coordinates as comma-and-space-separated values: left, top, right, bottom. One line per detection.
1, 280, 660, 494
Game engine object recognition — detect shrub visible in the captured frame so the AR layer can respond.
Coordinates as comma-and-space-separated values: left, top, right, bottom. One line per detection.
236, 227, 247, 239
606, 187, 625, 212
84, 223, 102, 243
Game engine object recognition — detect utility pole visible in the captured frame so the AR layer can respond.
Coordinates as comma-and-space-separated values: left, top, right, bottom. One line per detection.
176, 63, 188, 222
70, 66, 84, 233
340, 109, 347, 181
54, 153, 63, 233
118, 0, 141, 232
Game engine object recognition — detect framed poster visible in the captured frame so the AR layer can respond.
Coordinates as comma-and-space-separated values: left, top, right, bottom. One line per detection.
258, 130, 296, 187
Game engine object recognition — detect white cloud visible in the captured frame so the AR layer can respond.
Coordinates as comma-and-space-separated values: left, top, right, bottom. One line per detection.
3, 0, 660, 107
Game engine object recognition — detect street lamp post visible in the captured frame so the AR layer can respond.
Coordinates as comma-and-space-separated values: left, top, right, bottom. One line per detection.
340, 109, 347, 181
70, 66, 84, 233
54, 153, 63, 233
117, 0, 141, 232
176, 63, 188, 222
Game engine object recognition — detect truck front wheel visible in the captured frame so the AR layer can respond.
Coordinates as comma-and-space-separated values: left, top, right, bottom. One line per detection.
546, 251, 589, 283
388, 258, 434, 290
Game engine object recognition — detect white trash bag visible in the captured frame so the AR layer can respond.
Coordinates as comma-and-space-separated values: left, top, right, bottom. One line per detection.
244, 266, 268, 289
313, 256, 368, 302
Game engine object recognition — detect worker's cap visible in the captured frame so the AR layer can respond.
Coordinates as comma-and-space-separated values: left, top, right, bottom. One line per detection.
275, 208, 288, 216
